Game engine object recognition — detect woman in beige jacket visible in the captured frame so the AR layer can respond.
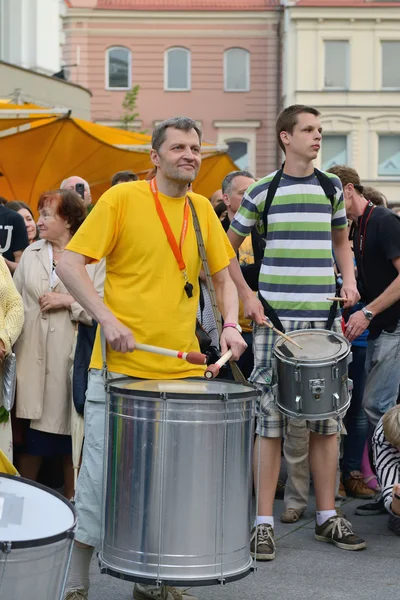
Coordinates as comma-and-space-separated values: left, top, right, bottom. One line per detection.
0, 256, 24, 461
14, 189, 88, 499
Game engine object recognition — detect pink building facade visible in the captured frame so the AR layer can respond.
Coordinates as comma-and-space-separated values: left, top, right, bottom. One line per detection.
63, 0, 281, 178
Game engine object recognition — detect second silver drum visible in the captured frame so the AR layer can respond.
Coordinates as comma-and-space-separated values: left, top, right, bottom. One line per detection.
272, 329, 352, 420
98, 378, 256, 587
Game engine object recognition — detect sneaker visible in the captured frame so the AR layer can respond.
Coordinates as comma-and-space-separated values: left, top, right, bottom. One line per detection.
336, 507, 346, 519
355, 495, 386, 516
64, 591, 88, 600
388, 514, 400, 536
315, 516, 366, 551
275, 479, 285, 500
250, 523, 275, 560
133, 584, 197, 600
280, 508, 304, 524
344, 471, 377, 499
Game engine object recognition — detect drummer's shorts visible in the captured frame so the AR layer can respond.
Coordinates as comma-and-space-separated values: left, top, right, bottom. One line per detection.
250, 318, 343, 438
74, 368, 121, 548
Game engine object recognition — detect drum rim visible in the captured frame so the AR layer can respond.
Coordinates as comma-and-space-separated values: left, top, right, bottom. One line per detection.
106, 377, 257, 400
0, 473, 77, 550
273, 328, 351, 363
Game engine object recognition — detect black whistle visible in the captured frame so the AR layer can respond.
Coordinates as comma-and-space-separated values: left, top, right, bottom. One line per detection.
184, 282, 193, 298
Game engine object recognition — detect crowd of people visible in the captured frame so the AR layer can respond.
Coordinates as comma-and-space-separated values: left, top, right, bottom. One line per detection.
0, 108, 399, 600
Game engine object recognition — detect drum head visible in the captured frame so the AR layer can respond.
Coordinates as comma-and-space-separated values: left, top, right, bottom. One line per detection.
274, 329, 350, 362
107, 378, 255, 400
0, 475, 75, 546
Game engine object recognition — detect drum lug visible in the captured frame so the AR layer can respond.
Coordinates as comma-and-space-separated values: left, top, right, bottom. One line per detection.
272, 383, 278, 399
332, 393, 340, 410
332, 365, 339, 380
347, 351, 353, 365
0, 541, 11, 553
294, 367, 301, 383
295, 395, 302, 411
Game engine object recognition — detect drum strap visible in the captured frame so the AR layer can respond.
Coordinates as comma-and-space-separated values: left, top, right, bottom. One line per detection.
187, 198, 247, 385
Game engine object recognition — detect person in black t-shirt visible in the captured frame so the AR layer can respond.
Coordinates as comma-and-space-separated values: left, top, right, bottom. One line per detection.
331, 165, 400, 429
0, 202, 29, 273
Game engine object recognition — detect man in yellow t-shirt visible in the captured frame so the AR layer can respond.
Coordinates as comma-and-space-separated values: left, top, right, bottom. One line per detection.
57, 117, 247, 600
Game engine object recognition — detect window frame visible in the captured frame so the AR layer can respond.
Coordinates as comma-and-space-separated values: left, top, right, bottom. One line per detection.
224, 48, 250, 93
378, 134, 400, 179
323, 40, 350, 91
105, 45, 132, 91
164, 46, 191, 92
381, 40, 400, 90
321, 134, 349, 171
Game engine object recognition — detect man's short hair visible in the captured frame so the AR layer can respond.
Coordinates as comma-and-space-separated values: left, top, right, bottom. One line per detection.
363, 186, 387, 207
152, 117, 202, 153
111, 170, 138, 186
0, 197, 8, 206
276, 105, 320, 152
222, 170, 255, 195
327, 165, 363, 193
382, 405, 400, 448
60, 176, 90, 193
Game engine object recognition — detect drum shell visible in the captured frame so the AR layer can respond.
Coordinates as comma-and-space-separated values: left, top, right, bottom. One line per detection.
0, 538, 74, 600
273, 353, 351, 421
100, 379, 256, 584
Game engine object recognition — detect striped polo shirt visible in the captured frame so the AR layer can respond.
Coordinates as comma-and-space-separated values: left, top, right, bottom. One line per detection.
230, 170, 347, 320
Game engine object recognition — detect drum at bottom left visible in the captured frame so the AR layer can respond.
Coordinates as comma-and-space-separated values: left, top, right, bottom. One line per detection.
0, 474, 76, 600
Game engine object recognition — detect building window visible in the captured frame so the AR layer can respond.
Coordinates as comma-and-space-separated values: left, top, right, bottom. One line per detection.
165, 47, 191, 91
324, 41, 349, 89
224, 48, 250, 92
378, 135, 400, 176
227, 140, 249, 170
106, 47, 131, 90
321, 135, 348, 170
382, 41, 400, 89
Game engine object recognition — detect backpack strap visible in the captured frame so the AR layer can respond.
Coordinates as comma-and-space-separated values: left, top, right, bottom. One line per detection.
314, 168, 337, 210
262, 168, 283, 237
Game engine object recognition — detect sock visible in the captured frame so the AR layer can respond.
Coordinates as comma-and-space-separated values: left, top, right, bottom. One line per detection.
316, 510, 337, 526
65, 544, 94, 593
254, 515, 274, 528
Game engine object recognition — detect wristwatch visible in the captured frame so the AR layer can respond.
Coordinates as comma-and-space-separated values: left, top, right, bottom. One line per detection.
362, 307, 374, 321
223, 322, 243, 334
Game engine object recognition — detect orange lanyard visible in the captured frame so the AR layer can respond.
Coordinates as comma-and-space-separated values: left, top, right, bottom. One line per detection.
150, 178, 193, 297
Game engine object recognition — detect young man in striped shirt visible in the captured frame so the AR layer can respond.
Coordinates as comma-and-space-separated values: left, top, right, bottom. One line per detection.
227, 105, 366, 558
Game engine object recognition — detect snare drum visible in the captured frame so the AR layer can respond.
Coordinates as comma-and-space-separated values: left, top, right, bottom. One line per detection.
99, 378, 256, 586
0, 474, 76, 600
272, 329, 352, 420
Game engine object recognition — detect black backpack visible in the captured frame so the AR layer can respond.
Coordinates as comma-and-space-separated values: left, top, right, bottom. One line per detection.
258, 167, 339, 333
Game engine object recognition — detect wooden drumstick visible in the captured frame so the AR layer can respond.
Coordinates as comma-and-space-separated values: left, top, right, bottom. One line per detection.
262, 318, 303, 349
326, 297, 346, 302
204, 350, 233, 380
135, 343, 207, 365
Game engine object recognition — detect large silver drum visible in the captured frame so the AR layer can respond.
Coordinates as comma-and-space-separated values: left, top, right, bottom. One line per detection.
272, 329, 352, 420
0, 474, 76, 599
98, 378, 256, 586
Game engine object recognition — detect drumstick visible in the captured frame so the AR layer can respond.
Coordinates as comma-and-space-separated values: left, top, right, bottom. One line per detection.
326, 297, 346, 302
262, 318, 303, 349
135, 343, 207, 365
204, 350, 233, 380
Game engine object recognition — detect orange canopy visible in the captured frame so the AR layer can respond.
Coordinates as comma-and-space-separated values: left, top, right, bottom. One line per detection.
0, 114, 236, 208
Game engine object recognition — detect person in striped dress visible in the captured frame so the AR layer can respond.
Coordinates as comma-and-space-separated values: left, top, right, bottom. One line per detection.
373, 405, 400, 535
227, 105, 366, 559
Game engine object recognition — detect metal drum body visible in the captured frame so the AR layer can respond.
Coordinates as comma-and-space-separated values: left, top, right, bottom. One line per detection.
272, 329, 352, 420
99, 378, 256, 586
0, 474, 76, 600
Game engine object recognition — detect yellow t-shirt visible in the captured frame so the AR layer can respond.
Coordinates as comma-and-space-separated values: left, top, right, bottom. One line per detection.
238, 235, 255, 333
66, 180, 235, 379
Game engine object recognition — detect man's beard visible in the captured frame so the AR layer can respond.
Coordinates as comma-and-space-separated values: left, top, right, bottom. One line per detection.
164, 164, 198, 184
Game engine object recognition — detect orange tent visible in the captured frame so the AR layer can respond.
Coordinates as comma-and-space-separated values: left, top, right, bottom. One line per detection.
0, 110, 236, 208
